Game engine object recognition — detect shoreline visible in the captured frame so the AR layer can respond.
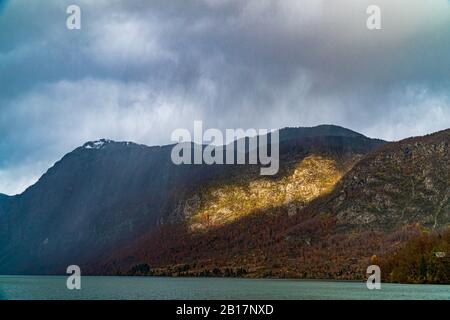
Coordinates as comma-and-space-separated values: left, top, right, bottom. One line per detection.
1, 274, 450, 286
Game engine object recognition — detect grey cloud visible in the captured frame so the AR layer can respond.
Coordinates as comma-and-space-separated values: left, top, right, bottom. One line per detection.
0, 0, 449, 194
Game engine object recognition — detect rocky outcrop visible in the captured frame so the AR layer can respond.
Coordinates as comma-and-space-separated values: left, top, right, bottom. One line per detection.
328, 129, 450, 231
175, 155, 362, 231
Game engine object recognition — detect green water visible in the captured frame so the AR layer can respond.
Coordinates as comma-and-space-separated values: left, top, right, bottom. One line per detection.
0, 276, 449, 300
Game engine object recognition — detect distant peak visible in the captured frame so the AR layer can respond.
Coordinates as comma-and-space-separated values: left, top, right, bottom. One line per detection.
81, 139, 138, 150
278, 124, 377, 142
83, 139, 114, 150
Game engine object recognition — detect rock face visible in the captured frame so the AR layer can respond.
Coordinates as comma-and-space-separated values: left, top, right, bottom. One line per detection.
0, 125, 384, 274
327, 129, 450, 231
176, 154, 361, 231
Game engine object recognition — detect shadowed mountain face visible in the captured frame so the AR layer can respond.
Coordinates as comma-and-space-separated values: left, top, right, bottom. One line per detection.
0, 141, 227, 274
0, 125, 386, 274
0, 194, 11, 212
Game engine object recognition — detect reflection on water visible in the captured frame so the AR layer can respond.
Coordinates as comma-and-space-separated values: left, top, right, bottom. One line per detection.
0, 276, 449, 300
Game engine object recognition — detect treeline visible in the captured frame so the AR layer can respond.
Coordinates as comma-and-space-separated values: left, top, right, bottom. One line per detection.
100, 201, 449, 284
126, 263, 249, 278
381, 228, 450, 284
109, 210, 409, 281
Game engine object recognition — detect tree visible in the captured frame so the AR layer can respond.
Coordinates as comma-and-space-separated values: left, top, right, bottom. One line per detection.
419, 256, 427, 282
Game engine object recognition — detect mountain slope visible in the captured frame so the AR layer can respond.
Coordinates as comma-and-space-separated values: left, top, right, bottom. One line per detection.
326, 129, 450, 231
0, 126, 384, 274
97, 129, 450, 281
173, 154, 358, 231
0, 140, 228, 273
0, 194, 11, 213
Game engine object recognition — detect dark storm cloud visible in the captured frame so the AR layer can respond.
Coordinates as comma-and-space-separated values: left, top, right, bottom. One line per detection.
0, 0, 450, 194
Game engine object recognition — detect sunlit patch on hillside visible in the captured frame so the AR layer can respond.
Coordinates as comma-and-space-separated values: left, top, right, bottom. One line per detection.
182, 155, 350, 231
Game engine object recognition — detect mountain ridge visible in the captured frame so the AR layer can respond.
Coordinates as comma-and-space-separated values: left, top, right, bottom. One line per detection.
6, 124, 381, 198
2, 125, 448, 280
93, 127, 450, 281
0, 124, 385, 274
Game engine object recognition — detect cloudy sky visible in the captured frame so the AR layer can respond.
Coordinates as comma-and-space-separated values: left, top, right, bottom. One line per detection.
0, 0, 449, 195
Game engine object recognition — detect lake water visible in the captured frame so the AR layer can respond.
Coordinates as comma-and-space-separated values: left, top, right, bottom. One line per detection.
0, 276, 449, 300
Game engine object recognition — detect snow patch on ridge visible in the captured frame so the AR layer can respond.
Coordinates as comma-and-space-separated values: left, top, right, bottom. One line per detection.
83, 139, 113, 150
82, 139, 137, 150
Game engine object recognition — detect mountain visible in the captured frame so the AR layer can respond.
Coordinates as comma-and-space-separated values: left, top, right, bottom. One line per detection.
0, 125, 385, 274
0, 193, 11, 212
2, 126, 448, 282
0, 140, 230, 274
95, 129, 450, 282
0, 194, 14, 270
0, 193, 12, 228
327, 129, 450, 231
279, 124, 369, 141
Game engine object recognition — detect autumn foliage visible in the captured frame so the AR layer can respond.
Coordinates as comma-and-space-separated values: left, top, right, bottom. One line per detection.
380, 228, 450, 284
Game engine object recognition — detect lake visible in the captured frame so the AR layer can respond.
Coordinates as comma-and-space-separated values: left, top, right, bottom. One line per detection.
0, 276, 449, 300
